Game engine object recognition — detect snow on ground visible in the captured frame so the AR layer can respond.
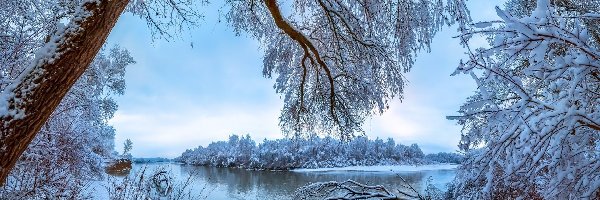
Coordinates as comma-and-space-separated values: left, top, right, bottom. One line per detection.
291, 164, 460, 173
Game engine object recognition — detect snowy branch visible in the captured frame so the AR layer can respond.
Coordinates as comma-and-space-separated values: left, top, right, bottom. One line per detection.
226, 0, 472, 138
450, 0, 600, 198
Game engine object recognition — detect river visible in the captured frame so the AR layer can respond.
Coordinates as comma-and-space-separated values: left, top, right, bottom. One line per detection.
111, 163, 457, 199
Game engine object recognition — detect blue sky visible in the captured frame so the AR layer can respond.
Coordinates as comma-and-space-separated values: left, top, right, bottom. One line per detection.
106, 1, 503, 158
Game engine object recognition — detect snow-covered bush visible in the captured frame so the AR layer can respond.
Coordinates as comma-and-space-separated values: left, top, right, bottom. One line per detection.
105, 166, 202, 200
450, 0, 600, 198
0, 45, 133, 199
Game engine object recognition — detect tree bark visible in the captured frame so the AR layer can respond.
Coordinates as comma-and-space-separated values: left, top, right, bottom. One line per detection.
0, 0, 129, 185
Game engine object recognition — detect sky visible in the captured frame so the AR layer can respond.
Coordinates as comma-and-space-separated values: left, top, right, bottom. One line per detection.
106, 1, 504, 158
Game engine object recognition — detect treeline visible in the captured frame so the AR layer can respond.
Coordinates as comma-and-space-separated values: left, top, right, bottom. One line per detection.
176, 134, 462, 170
132, 157, 172, 163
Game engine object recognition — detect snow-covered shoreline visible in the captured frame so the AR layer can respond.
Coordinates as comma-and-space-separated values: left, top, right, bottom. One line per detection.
291, 164, 460, 173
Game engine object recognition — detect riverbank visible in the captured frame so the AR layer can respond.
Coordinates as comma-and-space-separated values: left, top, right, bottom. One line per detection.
291, 164, 460, 173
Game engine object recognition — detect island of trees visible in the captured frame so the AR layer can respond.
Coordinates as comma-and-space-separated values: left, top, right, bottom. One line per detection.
176, 134, 462, 170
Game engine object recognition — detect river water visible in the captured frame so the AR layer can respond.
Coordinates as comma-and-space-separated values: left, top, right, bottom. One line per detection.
125, 163, 456, 200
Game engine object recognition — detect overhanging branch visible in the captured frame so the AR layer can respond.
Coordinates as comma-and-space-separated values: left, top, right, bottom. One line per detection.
264, 0, 340, 127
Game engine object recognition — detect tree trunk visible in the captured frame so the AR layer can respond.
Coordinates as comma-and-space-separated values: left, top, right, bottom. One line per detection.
0, 0, 129, 185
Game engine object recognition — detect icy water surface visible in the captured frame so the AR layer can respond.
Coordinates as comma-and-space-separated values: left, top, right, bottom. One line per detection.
127, 163, 456, 200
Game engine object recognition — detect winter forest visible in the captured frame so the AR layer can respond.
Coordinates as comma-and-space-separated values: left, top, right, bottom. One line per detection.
0, 0, 599, 199
176, 134, 462, 170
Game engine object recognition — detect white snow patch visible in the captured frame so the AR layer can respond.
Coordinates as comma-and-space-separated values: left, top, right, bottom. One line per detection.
291, 164, 460, 173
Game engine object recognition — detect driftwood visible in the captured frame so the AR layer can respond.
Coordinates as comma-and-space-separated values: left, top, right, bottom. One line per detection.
105, 159, 132, 177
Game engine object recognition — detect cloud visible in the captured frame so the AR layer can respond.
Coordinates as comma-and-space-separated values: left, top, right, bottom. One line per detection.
367, 91, 464, 154
110, 102, 283, 158
107, 12, 287, 158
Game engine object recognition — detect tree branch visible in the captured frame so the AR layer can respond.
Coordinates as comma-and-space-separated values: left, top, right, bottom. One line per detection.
263, 0, 340, 128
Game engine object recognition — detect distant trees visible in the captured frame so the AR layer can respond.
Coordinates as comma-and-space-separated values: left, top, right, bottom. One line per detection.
177, 134, 462, 170
425, 152, 463, 164
449, 0, 600, 198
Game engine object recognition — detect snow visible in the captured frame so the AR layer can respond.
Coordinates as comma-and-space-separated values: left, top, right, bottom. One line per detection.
0, 0, 94, 121
0, 93, 10, 117
84, 180, 109, 199
291, 164, 459, 173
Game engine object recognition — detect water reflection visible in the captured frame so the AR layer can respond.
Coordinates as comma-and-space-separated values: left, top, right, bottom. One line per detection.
134, 164, 455, 200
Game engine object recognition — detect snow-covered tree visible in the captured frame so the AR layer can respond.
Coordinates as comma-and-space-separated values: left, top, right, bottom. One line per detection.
0, 3, 134, 195
0, 0, 199, 183
226, 0, 471, 139
0, 0, 131, 184
1, 45, 134, 199
237, 134, 257, 167
123, 138, 133, 158
449, 0, 600, 198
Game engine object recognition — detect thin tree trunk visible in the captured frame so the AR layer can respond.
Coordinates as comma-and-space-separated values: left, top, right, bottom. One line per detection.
0, 0, 129, 185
